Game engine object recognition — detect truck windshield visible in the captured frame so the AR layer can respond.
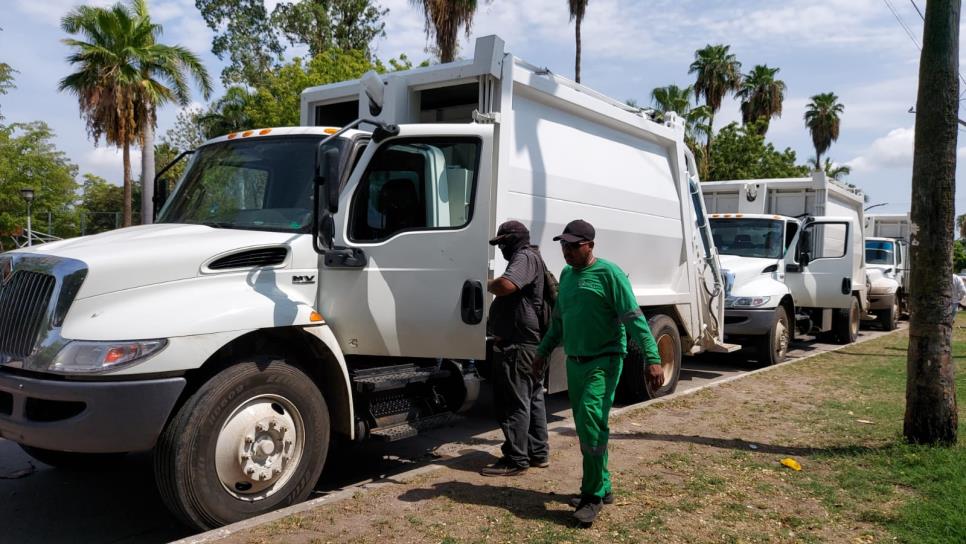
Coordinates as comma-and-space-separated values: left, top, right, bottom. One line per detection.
158, 136, 345, 233
865, 240, 895, 265
709, 218, 785, 259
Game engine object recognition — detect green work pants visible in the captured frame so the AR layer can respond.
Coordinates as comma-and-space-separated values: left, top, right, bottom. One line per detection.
567, 354, 623, 499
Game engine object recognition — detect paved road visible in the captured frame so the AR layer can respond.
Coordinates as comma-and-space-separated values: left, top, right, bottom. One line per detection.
0, 325, 900, 544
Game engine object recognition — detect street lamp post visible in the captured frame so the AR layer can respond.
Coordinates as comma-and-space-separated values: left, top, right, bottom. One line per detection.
20, 188, 35, 247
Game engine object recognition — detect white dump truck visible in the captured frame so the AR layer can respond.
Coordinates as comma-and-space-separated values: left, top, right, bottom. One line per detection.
0, 36, 729, 529
863, 213, 911, 327
702, 172, 868, 364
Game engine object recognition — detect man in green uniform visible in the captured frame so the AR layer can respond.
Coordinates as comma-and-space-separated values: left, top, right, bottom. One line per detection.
534, 219, 664, 527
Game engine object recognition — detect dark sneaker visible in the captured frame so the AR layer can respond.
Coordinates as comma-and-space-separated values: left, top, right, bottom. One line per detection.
568, 491, 613, 508
529, 457, 550, 468
480, 458, 528, 477
573, 495, 603, 526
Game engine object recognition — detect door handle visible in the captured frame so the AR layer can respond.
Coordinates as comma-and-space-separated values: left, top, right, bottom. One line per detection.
841, 277, 851, 295
324, 247, 367, 268
461, 280, 484, 324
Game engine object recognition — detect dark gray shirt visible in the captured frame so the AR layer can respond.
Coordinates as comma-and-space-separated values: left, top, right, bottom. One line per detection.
488, 247, 544, 345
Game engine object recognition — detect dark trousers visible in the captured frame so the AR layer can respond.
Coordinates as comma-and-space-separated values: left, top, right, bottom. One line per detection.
493, 343, 549, 467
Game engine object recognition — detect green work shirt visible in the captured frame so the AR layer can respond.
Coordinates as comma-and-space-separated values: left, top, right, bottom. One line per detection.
537, 258, 662, 365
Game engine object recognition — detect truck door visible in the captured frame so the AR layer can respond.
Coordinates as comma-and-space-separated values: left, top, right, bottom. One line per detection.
320, 124, 494, 359
785, 218, 854, 309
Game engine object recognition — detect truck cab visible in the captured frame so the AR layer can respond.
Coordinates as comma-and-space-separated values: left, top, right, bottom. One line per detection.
709, 212, 864, 364
864, 236, 907, 329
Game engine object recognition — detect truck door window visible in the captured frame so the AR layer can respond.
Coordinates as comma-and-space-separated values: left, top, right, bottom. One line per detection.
808, 223, 848, 259
349, 139, 480, 242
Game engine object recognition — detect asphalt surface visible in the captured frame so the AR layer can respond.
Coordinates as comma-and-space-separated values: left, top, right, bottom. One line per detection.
0, 324, 902, 544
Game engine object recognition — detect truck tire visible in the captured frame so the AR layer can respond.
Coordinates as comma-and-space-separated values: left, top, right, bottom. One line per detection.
754, 306, 790, 366
155, 359, 329, 530
19, 445, 125, 470
833, 297, 861, 344
618, 314, 681, 403
877, 296, 898, 331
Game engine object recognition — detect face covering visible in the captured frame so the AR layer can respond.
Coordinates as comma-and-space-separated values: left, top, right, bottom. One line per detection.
499, 232, 530, 261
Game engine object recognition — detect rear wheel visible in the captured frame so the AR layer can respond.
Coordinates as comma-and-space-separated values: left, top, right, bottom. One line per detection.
154, 359, 329, 530
754, 306, 790, 366
19, 445, 125, 470
833, 296, 860, 344
618, 314, 681, 402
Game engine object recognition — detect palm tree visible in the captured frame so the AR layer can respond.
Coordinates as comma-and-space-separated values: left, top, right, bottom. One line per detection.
736, 64, 786, 134
804, 92, 844, 167
807, 156, 851, 180
650, 84, 712, 176
568, 0, 589, 83
689, 44, 742, 169
410, 0, 481, 63
197, 87, 253, 139
958, 214, 966, 240
61, 0, 211, 227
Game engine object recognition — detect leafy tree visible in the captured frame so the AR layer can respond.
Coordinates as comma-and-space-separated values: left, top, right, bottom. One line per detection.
78, 173, 132, 234
954, 239, 966, 272
197, 87, 254, 138
707, 121, 808, 181
196, 0, 285, 87
804, 92, 844, 166
650, 84, 711, 176
736, 64, 785, 135
689, 44, 742, 172
273, 0, 387, 58
0, 122, 81, 248
567, 0, 589, 83
162, 106, 209, 152
957, 213, 966, 240
807, 156, 851, 180
410, 0, 480, 63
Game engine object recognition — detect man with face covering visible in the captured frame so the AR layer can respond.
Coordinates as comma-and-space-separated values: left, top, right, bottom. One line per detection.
480, 220, 550, 477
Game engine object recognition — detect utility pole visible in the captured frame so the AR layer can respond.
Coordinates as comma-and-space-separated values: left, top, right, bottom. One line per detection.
904, 0, 960, 445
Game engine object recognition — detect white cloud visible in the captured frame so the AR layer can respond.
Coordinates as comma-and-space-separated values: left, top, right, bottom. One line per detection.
847, 127, 914, 172
13, 0, 113, 26
86, 146, 143, 172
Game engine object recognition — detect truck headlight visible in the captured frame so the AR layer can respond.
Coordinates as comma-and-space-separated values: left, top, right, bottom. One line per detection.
726, 296, 772, 308
50, 339, 168, 373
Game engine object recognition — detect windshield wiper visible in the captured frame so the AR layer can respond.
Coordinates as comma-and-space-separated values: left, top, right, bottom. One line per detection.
200, 221, 237, 229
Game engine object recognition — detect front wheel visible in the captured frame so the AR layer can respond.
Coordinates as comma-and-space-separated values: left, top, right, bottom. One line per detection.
618, 314, 681, 403
877, 296, 898, 331
833, 296, 860, 344
754, 306, 790, 366
154, 359, 330, 530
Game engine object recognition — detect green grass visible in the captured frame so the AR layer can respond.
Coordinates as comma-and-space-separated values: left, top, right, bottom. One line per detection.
793, 325, 966, 543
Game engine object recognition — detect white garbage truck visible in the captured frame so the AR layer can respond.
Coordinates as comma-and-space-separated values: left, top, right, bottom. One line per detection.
0, 36, 729, 529
863, 213, 911, 327
702, 172, 868, 364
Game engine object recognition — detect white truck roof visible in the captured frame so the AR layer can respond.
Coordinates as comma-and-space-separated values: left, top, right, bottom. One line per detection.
202, 126, 369, 146
701, 172, 865, 219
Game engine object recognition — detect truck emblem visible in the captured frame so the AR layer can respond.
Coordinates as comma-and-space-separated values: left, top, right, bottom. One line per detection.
293, 275, 316, 284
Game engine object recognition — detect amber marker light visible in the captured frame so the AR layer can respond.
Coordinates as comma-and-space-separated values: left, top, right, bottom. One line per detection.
323, 127, 338, 135
227, 133, 238, 139
242, 130, 254, 137
259, 129, 272, 135
310, 311, 325, 323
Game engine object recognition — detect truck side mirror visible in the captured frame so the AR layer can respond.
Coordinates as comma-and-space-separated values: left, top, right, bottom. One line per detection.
800, 251, 811, 268
316, 146, 342, 214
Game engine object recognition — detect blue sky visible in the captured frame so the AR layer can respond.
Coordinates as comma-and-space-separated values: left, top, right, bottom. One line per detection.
1, 0, 964, 218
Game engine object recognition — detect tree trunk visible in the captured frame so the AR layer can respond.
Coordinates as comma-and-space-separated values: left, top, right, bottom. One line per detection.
904, 0, 959, 445
122, 139, 132, 228
141, 110, 155, 226
815, 148, 822, 170
574, 16, 582, 83
705, 109, 715, 178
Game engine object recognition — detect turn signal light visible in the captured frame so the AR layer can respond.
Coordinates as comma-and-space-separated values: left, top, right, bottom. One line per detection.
310, 311, 325, 322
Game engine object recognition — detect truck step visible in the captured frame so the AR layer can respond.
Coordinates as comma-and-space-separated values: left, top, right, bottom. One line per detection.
352, 364, 451, 393
705, 341, 742, 353
368, 412, 464, 442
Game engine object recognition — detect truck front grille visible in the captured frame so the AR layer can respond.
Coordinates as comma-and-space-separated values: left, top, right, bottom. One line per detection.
0, 271, 56, 358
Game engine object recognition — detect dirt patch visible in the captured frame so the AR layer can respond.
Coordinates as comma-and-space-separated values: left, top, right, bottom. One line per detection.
222, 329, 924, 544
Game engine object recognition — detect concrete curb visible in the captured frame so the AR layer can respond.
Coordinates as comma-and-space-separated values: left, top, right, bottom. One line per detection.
173, 325, 904, 544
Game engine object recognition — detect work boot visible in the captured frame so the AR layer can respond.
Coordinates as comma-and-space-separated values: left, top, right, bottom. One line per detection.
568, 491, 613, 508
573, 495, 603, 527
480, 457, 528, 477
529, 457, 550, 468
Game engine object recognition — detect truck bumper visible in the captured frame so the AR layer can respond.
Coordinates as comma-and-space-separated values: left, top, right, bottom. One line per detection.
0, 369, 185, 453
867, 292, 896, 311
723, 308, 776, 336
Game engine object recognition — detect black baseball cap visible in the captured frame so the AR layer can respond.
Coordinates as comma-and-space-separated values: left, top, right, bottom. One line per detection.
553, 219, 595, 243
489, 220, 530, 245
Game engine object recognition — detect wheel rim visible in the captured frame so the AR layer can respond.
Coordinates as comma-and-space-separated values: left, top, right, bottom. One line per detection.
850, 301, 860, 338
774, 317, 789, 360
215, 394, 306, 502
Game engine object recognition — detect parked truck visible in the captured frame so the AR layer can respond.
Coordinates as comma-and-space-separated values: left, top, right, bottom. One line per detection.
0, 36, 731, 529
863, 213, 910, 327
701, 172, 869, 364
